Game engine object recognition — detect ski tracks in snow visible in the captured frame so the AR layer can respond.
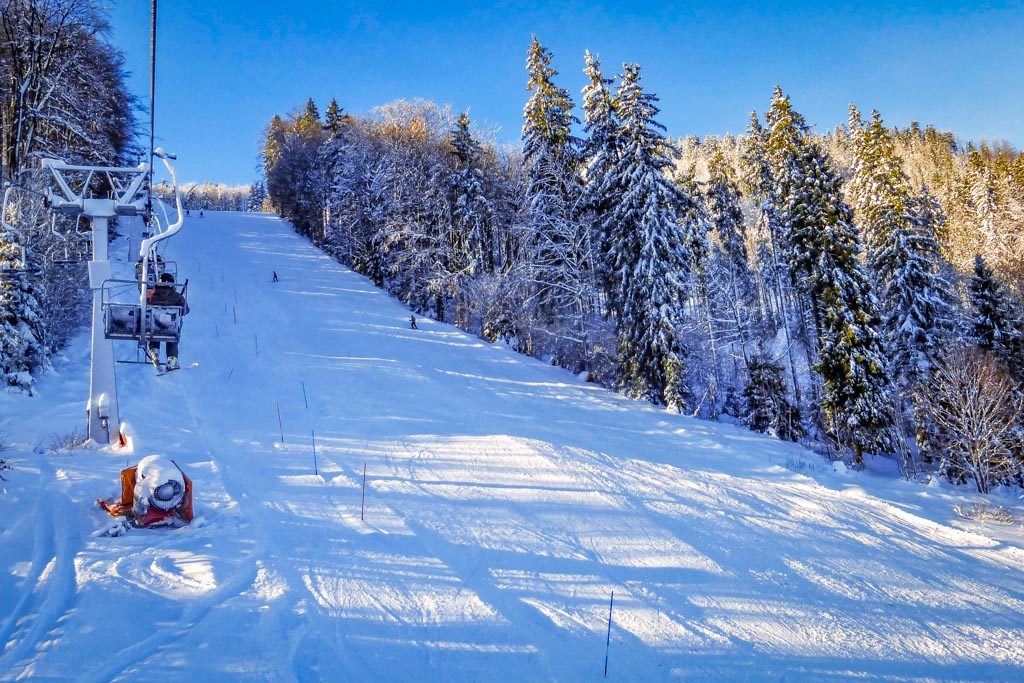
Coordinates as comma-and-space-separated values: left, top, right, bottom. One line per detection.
0, 460, 80, 681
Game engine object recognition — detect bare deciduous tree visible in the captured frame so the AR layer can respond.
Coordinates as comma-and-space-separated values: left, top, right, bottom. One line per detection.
917, 348, 1024, 493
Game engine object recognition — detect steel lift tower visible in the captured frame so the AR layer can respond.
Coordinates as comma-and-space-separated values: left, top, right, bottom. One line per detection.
40, 150, 183, 445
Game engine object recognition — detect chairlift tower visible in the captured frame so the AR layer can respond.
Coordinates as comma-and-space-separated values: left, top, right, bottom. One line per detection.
40, 151, 183, 445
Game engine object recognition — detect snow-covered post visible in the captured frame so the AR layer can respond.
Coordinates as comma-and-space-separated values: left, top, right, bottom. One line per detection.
85, 210, 118, 444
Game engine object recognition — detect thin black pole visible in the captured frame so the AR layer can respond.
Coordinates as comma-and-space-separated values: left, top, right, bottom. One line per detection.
276, 402, 284, 442
603, 591, 614, 677
311, 430, 318, 476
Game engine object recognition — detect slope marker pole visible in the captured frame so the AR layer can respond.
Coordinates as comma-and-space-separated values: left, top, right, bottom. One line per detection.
302, 381, 309, 409
311, 430, 318, 476
603, 590, 614, 677
276, 402, 284, 443
361, 462, 367, 521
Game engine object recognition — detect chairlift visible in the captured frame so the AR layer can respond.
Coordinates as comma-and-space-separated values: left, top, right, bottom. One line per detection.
74, 214, 90, 237
105, 154, 188, 351
49, 213, 90, 266
134, 251, 177, 284
50, 243, 90, 267
102, 276, 188, 347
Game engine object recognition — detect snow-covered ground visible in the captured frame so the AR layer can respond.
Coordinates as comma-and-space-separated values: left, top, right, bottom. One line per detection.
3, 210, 1024, 682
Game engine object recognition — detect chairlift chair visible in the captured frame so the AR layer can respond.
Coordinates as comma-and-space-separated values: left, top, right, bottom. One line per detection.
48, 213, 90, 266
102, 277, 187, 345
134, 254, 176, 284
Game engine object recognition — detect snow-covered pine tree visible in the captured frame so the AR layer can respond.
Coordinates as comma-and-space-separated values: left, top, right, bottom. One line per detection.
765, 89, 821, 356
247, 182, 268, 212
742, 354, 802, 442
522, 36, 579, 193
580, 50, 618, 218
521, 37, 586, 332
847, 106, 909, 258
446, 112, 493, 326
324, 98, 351, 136
0, 237, 47, 392
882, 191, 958, 389
847, 107, 956, 392
764, 85, 810, 189
743, 103, 803, 404
969, 253, 1024, 380
599, 63, 699, 411
784, 141, 895, 464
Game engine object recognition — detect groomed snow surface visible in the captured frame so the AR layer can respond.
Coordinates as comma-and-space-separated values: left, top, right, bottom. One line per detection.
3, 211, 1024, 682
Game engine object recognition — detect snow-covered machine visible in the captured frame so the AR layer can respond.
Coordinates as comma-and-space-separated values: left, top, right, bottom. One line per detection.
97, 454, 194, 527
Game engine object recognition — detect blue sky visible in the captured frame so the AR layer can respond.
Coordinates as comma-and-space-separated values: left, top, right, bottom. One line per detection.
110, 1, 1024, 186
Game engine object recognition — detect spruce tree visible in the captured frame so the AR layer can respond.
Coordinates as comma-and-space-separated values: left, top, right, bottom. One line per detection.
299, 98, 321, 136
847, 106, 908, 258
446, 112, 493, 323
600, 63, 698, 410
324, 98, 349, 136
522, 35, 579, 194
880, 187, 957, 389
0, 239, 46, 392
755, 91, 814, 400
969, 254, 1024, 379
521, 37, 584, 327
580, 50, 618, 218
784, 142, 894, 464
848, 107, 956, 391
764, 85, 810, 189
742, 355, 802, 442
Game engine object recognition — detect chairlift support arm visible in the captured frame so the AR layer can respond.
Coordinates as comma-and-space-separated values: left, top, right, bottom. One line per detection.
41, 158, 150, 217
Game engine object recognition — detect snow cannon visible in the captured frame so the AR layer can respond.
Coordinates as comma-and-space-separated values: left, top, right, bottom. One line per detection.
98, 454, 194, 527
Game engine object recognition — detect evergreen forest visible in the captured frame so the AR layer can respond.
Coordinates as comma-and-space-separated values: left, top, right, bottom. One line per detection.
261, 37, 1024, 491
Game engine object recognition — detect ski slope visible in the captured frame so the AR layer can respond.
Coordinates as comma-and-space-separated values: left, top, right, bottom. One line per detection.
3, 210, 1024, 682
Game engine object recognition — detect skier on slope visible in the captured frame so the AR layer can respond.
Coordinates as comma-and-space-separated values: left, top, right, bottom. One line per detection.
146, 272, 189, 369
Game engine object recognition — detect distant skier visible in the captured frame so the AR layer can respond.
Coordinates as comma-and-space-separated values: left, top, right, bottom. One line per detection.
273, 271, 279, 282
147, 272, 189, 370
186, 209, 191, 217
199, 209, 204, 218
410, 315, 418, 330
